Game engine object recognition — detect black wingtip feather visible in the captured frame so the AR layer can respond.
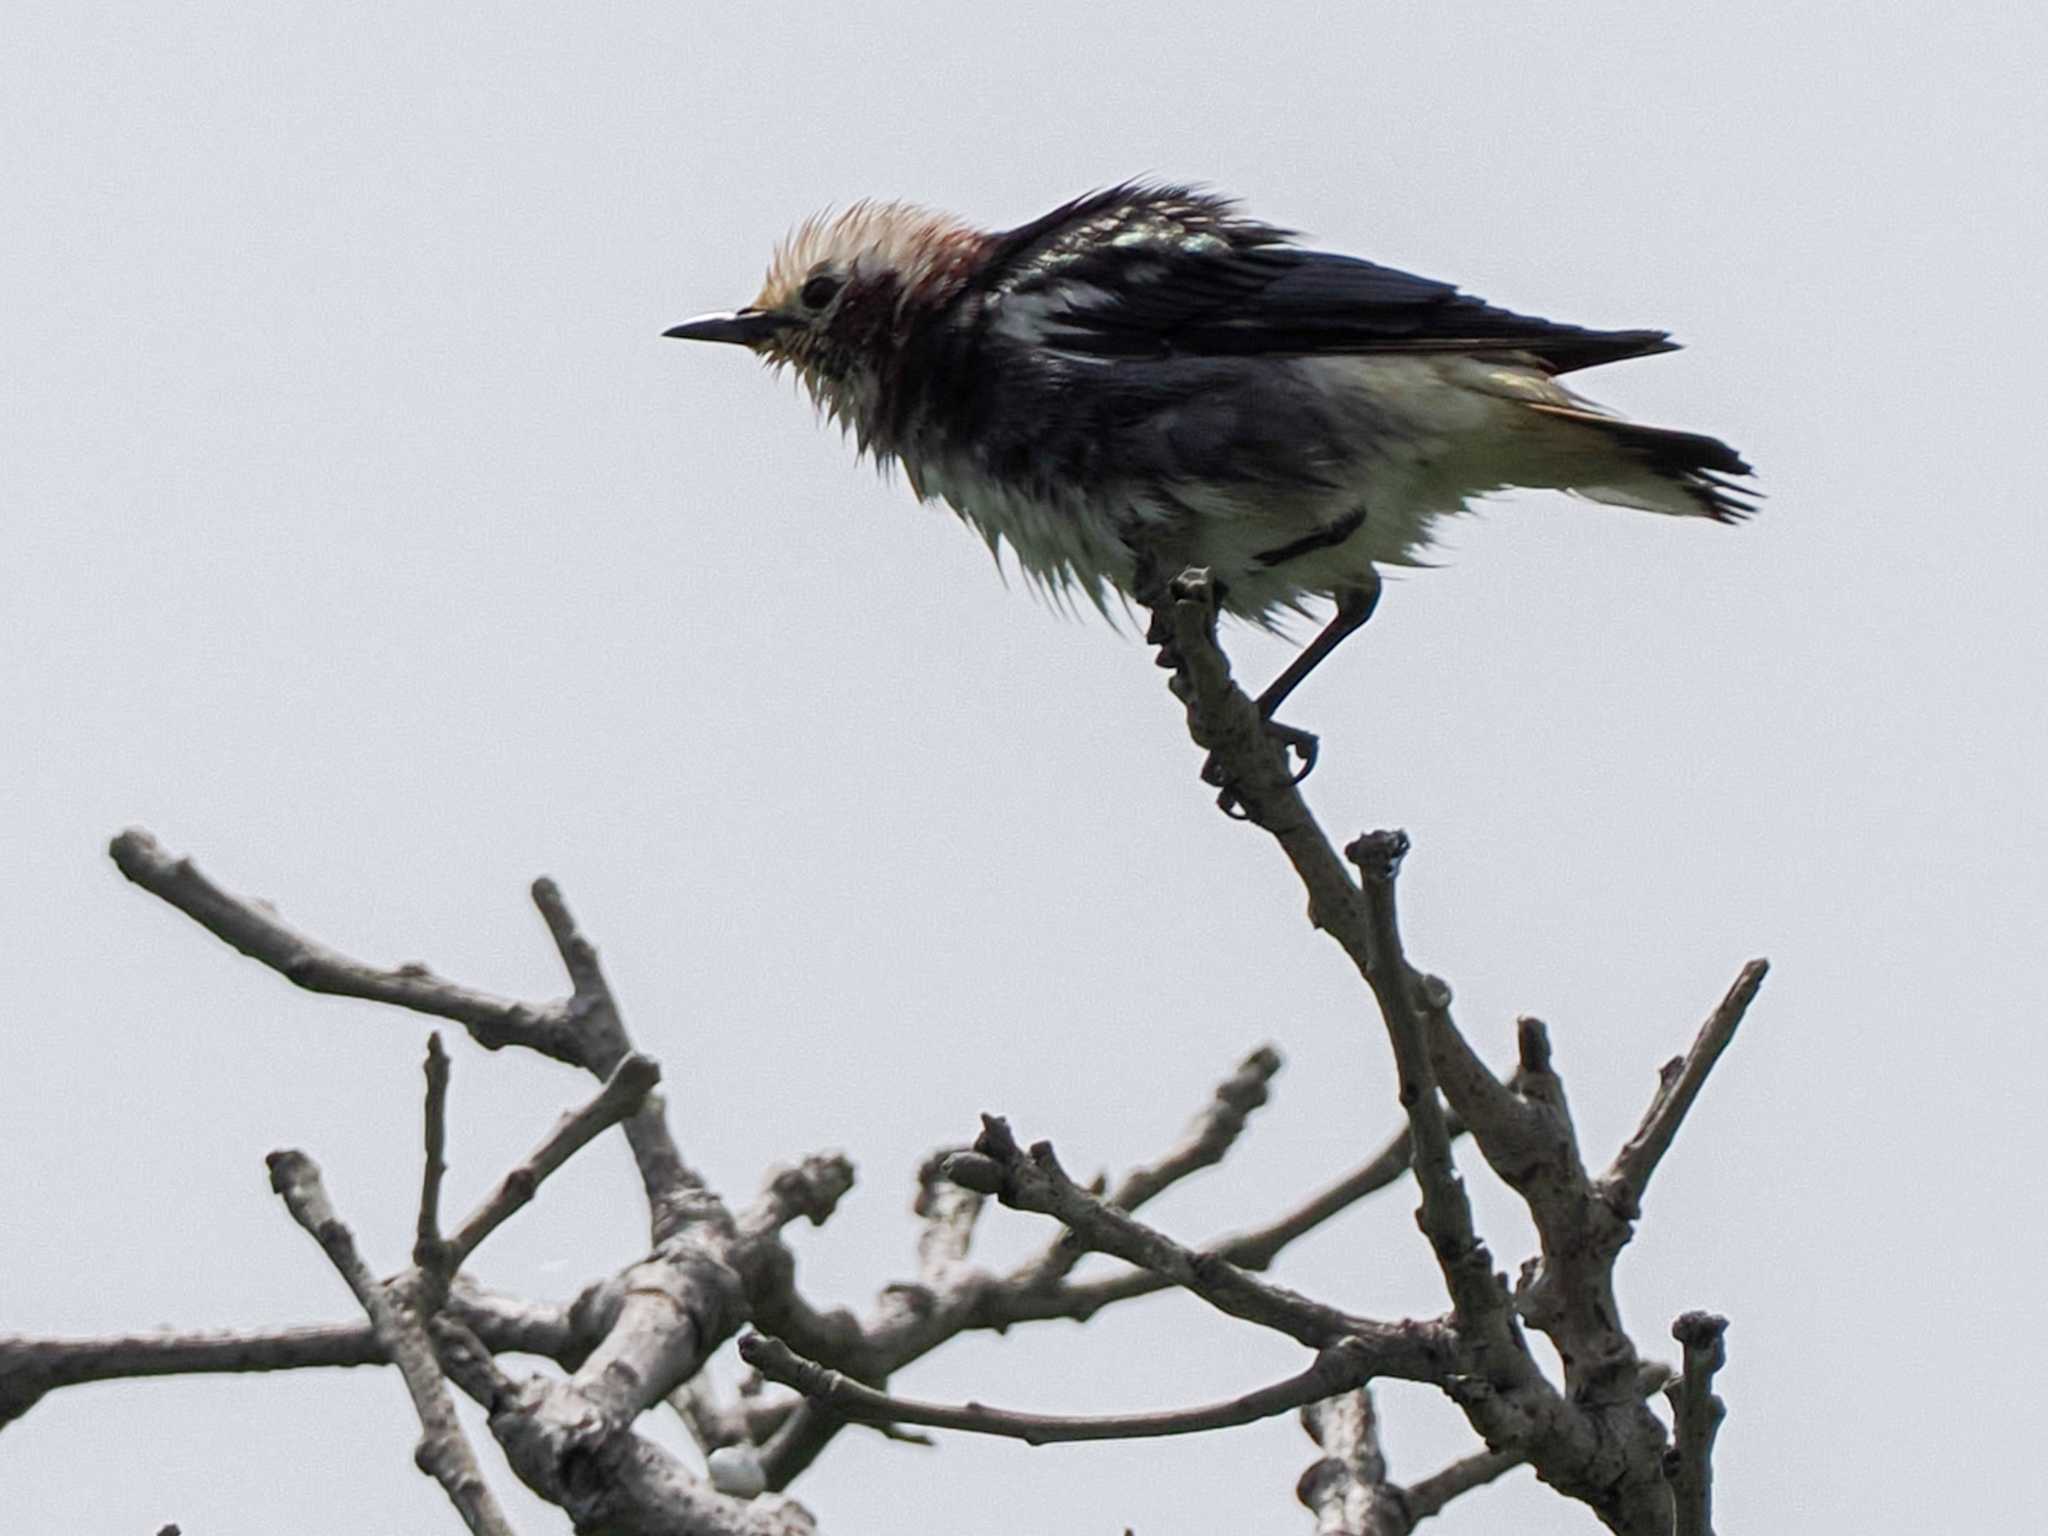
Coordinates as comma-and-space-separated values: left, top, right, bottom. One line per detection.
1528, 327, 1681, 374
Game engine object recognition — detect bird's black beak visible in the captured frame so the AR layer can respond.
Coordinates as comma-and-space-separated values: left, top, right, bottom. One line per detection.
661, 308, 791, 347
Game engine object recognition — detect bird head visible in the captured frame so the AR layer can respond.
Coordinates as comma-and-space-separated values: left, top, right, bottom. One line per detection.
665, 202, 988, 442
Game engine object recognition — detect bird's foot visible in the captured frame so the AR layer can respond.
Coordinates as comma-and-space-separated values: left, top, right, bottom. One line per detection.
1266, 719, 1321, 782
1204, 718, 1321, 818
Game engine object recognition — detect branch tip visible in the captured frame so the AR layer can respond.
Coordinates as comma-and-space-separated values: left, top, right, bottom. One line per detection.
940, 1151, 1003, 1194
1344, 828, 1411, 883
1664, 1311, 1730, 1536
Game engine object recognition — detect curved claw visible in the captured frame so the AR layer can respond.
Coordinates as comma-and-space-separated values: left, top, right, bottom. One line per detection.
1268, 723, 1320, 782
1203, 718, 1325, 817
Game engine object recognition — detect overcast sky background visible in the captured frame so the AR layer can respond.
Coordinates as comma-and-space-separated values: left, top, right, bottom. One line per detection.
7, 5, 2046, 1532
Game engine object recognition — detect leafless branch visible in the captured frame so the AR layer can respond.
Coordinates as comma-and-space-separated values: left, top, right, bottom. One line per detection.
1401, 1444, 1525, 1522
997, 1118, 1452, 1324
66, 753, 1760, 1536
265, 1149, 519, 1536
1344, 832, 1511, 1342
1663, 1312, 1729, 1536
1297, 1389, 1405, 1536
442, 1344, 816, 1536
416, 1034, 454, 1272
0, 1287, 583, 1428
745, 1052, 1436, 1491
527, 875, 708, 1237
443, 1052, 662, 1273
1604, 963, 1770, 1217
1009, 1043, 1282, 1292
1148, 573, 1378, 949
108, 829, 712, 1243
738, 1154, 859, 1246
1143, 576, 1758, 1536
669, 1373, 801, 1457
912, 1148, 984, 1286
109, 829, 582, 1061
741, 1332, 1376, 1446
944, 1115, 1447, 1375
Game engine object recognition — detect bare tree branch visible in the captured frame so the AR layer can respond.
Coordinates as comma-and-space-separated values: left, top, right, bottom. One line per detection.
1148, 572, 1379, 953
1009, 1043, 1283, 1292
1663, 1312, 1729, 1536
745, 1052, 1436, 1491
912, 1147, 984, 1287
1214, 1116, 1452, 1272
109, 830, 582, 1061
443, 1052, 661, 1273
996, 1118, 1454, 1324
0, 1287, 584, 1428
1297, 1389, 1407, 1536
669, 1372, 801, 1457
1147, 577, 1526, 1372
416, 1034, 454, 1273
944, 1115, 1448, 1375
436, 1333, 816, 1536
265, 1149, 520, 1536
1401, 1444, 1525, 1522
1603, 963, 1770, 1217
1143, 577, 1741, 1536
1344, 832, 1514, 1346
741, 1332, 1376, 1446
109, 830, 713, 1243
527, 875, 708, 1238
69, 787, 1758, 1536
738, 1154, 859, 1247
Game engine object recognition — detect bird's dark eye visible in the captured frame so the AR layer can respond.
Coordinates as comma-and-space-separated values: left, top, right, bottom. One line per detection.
800, 273, 843, 310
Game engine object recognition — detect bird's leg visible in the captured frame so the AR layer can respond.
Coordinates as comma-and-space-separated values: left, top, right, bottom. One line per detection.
1199, 572, 1381, 818
1249, 572, 1382, 779
1258, 579, 1381, 717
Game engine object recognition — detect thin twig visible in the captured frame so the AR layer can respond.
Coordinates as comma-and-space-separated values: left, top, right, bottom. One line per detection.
1402, 1444, 1525, 1522
1603, 962, 1768, 1216
1663, 1312, 1729, 1536
741, 1332, 1377, 1446
109, 829, 708, 1245
0, 1289, 582, 1430
108, 829, 580, 1060
528, 876, 707, 1238
748, 1059, 1437, 1490
1011, 1044, 1283, 1292
997, 1118, 1454, 1325
415, 1034, 453, 1272
945, 1116, 1446, 1375
443, 1052, 662, 1272
266, 1150, 519, 1536
1344, 833, 1511, 1348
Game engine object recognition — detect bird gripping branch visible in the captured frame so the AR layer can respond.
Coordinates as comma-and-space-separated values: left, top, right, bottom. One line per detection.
667, 183, 1753, 780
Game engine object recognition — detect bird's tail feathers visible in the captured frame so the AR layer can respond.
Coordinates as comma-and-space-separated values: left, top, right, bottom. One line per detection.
1525, 403, 1758, 523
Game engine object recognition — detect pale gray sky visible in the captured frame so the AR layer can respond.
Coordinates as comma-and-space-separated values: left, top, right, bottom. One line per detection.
6, 4, 2045, 1532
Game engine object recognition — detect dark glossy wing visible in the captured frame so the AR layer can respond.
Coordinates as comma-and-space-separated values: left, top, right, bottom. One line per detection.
983, 184, 1675, 375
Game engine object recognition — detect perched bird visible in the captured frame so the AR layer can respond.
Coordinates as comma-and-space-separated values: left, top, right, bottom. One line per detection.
667, 184, 1752, 772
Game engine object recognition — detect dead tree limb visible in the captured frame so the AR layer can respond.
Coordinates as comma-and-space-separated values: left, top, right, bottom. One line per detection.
13, 570, 1767, 1536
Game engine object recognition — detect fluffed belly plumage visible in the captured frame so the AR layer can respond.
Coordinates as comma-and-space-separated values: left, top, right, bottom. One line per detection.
904, 353, 1742, 624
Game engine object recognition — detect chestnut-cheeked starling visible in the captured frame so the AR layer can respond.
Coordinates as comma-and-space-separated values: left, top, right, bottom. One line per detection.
666, 184, 1753, 771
